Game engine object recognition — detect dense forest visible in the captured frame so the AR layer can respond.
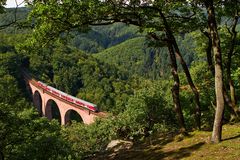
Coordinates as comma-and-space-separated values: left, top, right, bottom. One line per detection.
0, 0, 240, 159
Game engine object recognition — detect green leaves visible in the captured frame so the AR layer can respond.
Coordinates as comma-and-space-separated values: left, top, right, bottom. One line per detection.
117, 80, 177, 139
0, 101, 72, 159
27, 0, 108, 47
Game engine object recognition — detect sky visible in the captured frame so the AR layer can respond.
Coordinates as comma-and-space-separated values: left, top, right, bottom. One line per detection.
5, 0, 26, 8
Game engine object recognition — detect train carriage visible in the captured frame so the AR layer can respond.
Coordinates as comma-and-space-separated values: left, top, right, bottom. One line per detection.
36, 81, 98, 112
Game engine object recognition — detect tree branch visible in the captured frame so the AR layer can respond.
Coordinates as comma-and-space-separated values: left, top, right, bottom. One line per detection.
165, 11, 196, 20
0, 1, 24, 30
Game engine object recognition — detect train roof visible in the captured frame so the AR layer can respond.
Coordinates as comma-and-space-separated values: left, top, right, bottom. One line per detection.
42, 82, 97, 107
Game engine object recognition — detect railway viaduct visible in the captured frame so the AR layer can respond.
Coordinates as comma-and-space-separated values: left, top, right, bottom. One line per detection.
23, 70, 106, 125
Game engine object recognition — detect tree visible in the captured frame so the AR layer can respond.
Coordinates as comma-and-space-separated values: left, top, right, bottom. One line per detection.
166, 37, 186, 133
204, 0, 225, 143
0, 103, 72, 160
200, 0, 240, 121
155, 4, 201, 130
221, 0, 240, 119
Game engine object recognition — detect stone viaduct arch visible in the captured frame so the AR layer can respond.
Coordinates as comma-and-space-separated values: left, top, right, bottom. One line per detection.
65, 109, 83, 124
45, 99, 61, 124
26, 77, 106, 125
33, 90, 42, 116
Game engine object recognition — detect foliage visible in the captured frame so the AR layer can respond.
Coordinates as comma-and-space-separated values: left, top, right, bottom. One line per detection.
178, 61, 215, 129
59, 80, 178, 158
61, 118, 117, 159
0, 49, 73, 159
116, 80, 177, 139
0, 104, 72, 160
232, 67, 240, 105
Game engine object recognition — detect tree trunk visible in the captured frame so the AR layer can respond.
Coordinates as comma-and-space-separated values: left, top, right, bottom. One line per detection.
223, 87, 238, 120
167, 40, 186, 134
226, 13, 239, 120
149, 32, 187, 134
202, 30, 239, 120
202, 30, 214, 75
205, 0, 225, 143
159, 10, 201, 130
171, 37, 201, 130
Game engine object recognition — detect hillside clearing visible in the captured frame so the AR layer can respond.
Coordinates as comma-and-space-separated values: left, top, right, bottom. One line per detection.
92, 123, 240, 160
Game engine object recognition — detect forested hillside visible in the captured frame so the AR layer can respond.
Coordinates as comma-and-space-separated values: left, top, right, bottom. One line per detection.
70, 23, 140, 53
1, 1, 240, 160
95, 34, 197, 79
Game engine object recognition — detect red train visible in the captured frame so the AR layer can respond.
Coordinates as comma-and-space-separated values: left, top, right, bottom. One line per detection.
37, 81, 98, 112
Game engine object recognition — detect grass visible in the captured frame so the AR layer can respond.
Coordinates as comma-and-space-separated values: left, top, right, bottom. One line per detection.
92, 123, 240, 160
